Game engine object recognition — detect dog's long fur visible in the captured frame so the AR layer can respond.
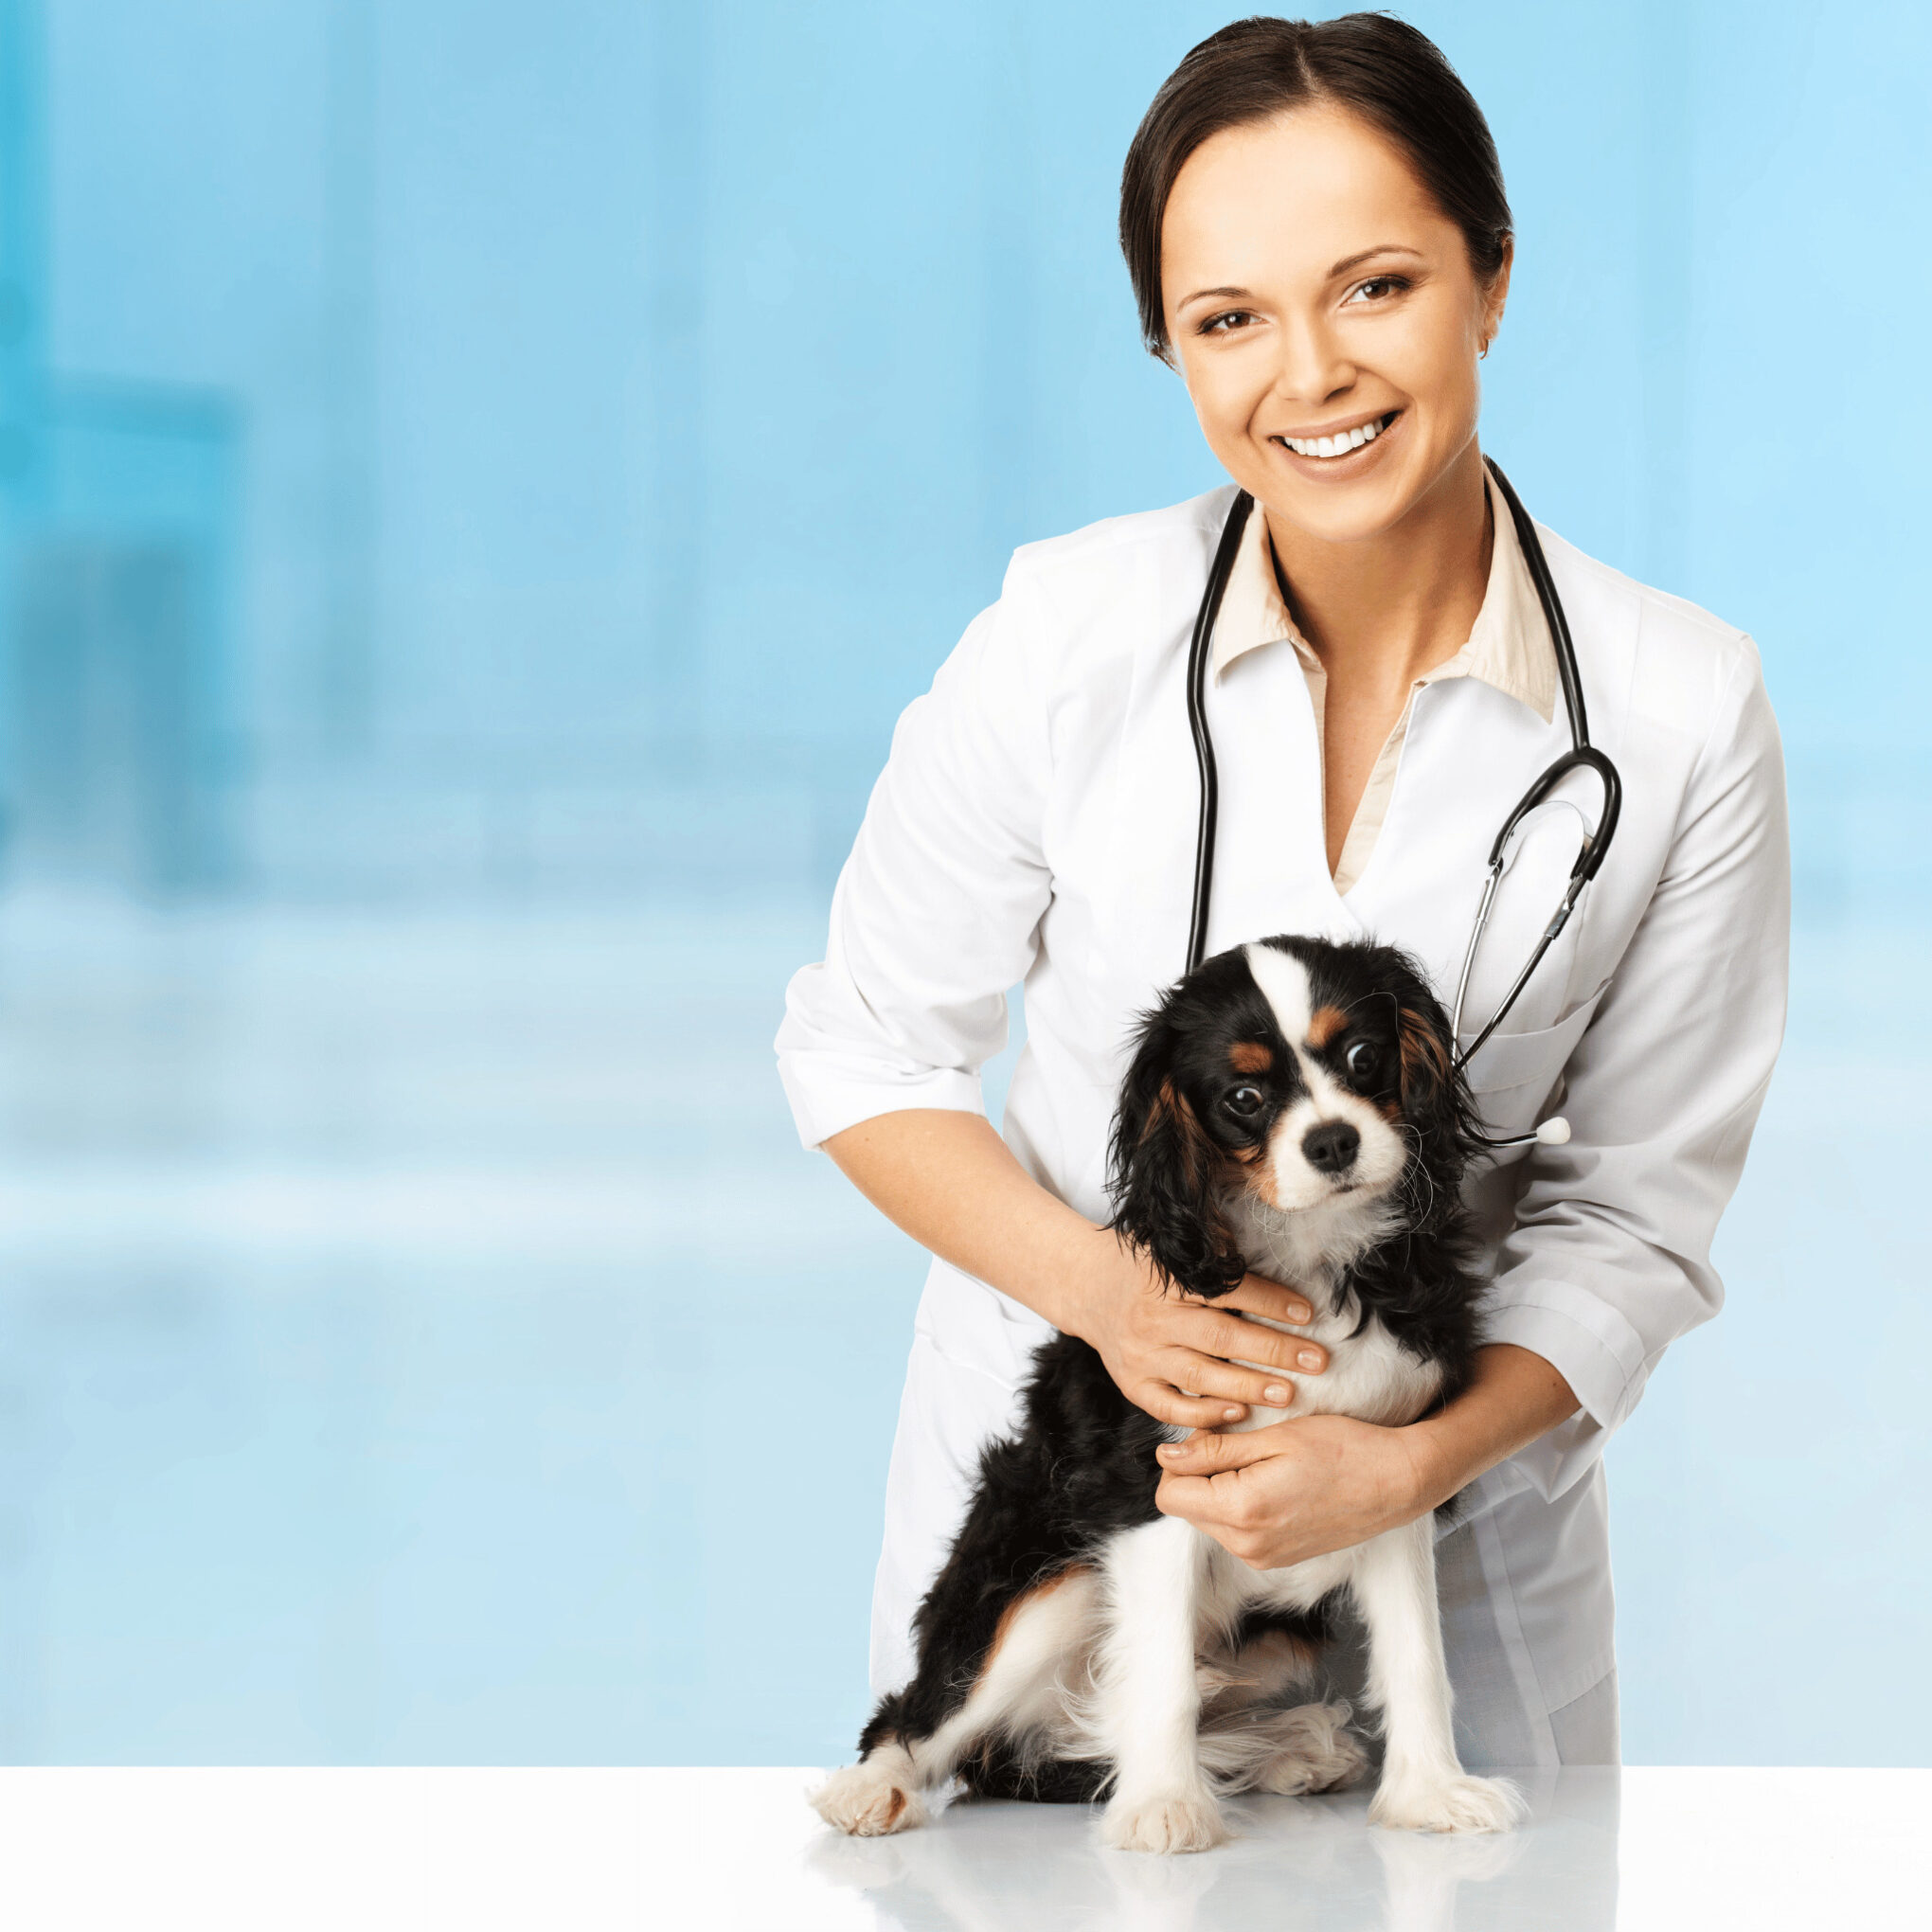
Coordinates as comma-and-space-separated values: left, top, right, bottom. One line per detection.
812, 936, 1527, 1851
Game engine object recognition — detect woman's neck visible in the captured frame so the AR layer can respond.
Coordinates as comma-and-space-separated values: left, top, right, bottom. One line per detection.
1262, 440, 1493, 690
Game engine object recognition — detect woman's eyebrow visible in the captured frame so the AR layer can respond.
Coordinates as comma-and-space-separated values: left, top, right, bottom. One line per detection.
1326, 243, 1424, 277
1176, 284, 1256, 312
1176, 245, 1426, 313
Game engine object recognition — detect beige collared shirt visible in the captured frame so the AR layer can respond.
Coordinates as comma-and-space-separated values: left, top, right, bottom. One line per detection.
1209, 476, 1558, 893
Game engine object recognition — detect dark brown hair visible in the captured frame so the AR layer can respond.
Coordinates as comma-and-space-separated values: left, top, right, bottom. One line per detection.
1119, 13, 1512, 360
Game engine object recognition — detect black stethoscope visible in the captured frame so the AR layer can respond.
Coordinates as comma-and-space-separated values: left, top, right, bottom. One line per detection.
1181, 457, 1622, 1145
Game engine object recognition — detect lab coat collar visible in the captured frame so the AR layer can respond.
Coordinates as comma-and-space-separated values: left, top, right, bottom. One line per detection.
1208, 474, 1558, 725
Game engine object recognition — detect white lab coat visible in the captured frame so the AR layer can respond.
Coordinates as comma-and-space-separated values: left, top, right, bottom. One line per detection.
776, 483, 1789, 1767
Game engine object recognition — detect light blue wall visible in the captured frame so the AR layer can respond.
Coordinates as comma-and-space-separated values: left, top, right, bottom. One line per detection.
0, 3, 1925, 1769
9, 0, 1929, 899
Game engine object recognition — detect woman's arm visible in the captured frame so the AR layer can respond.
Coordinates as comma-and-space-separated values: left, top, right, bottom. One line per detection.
1150, 1344, 1577, 1568
825, 1107, 1332, 1430
1464, 646, 1789, 1497
778, 578, 1329, 1427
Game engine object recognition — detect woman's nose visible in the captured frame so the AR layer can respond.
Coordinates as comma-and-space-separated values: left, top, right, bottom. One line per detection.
1271, 313, 1355, 410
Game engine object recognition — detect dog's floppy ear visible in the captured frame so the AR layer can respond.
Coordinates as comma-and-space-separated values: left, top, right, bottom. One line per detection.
1107, 1016, 1245, 1298
1376, 958, 1477, 1182
1397, 1000, 1454, 1120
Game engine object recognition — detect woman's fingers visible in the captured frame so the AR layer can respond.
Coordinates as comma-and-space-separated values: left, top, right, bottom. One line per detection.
1139, 1382, 1249, 1429
1140, 1345, 1315, 1428
1157, 1419, 1296, 1472
1223, 1272, 1317, 1328
1160, 1349, 1295, 1411
1106, 1265, 1323, 1427
1197, 1307, 1328, 1377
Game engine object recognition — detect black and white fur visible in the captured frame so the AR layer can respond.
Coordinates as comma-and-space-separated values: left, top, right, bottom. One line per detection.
813, 936, 1525, 1851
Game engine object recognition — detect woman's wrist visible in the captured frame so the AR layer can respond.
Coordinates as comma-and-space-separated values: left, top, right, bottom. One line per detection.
1401, 1413, 1464, 1517
1404, 1343, 1581, 1512
1023, 1219, 1130, 1343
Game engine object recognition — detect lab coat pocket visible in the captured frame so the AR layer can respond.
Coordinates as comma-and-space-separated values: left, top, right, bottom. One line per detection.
1459, 979, 1610, 1144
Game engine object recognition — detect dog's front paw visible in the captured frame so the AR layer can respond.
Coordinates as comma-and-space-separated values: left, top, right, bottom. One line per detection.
809, 1755, 928, 1838
1369, 1771, 1524, 1834
1101, 1789, 1228, 1854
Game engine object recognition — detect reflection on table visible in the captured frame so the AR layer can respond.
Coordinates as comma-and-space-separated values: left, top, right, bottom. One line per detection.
806, 1766, 1604, 1932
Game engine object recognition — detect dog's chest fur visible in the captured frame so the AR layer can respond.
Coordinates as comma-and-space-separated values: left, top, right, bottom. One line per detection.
1216, 1190, 1446, 1434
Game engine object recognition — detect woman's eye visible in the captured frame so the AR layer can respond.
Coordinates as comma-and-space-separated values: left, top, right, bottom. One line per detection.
1347, 276, 1408, 304
1223, 1084, 1265, 1118
1201, 310, 1253, 335
1344, 1041, 1381, 1080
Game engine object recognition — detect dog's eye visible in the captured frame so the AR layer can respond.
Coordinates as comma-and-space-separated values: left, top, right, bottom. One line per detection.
1344, 1041, 1382, 1081
1223, 1084, 1265, 1119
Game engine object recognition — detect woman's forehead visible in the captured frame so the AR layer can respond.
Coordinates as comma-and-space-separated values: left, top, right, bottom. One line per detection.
1160, 107, 1457, 304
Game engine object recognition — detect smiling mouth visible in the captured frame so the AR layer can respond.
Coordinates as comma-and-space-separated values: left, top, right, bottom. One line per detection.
1274, 410, 1400, 461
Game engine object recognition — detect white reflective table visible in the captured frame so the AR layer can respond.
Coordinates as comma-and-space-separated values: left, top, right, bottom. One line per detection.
0, 1765, 1923, 1929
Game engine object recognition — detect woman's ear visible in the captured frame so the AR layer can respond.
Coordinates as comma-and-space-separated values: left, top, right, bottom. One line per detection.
1107, 1022, 1245, 1299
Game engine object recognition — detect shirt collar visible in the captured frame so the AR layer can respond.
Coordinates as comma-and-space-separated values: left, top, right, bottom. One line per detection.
1208, 475, 1557, 724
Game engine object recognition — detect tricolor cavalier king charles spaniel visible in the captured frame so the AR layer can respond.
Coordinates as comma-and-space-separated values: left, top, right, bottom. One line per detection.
814, 935, 1525, 1852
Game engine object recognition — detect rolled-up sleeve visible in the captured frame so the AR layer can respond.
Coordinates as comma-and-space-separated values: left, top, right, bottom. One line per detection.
776, 569, 1054, 1149
1486, 643, 1790, 1497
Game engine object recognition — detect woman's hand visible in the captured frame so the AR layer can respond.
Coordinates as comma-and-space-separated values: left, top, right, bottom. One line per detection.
1064, 1245, 1329, 1431
1153, 1413, 1433, 1568
1151, 1346, 1583, 1568
821, 1109, 1330, 1427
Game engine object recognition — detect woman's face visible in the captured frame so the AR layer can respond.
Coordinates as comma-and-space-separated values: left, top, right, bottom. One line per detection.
1160, 106, 1509, 546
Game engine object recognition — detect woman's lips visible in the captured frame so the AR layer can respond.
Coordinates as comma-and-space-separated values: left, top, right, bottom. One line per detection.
1271, 408, 1403, 474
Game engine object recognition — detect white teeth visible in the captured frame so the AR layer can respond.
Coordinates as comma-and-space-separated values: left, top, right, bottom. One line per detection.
1282, 414, 1388, 458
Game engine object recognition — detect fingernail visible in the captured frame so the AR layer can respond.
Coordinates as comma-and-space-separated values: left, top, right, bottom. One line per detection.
1157, 1443, 1181, 1458
1292, 1305, 1314, 1324
1223, 1405, 1243, 1420
1263, 1385, 1289, 1405
1297, 1350, 1323, 1371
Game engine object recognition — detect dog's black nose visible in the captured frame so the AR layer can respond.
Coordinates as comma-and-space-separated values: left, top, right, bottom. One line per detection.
1301, 1120, 1360, 1175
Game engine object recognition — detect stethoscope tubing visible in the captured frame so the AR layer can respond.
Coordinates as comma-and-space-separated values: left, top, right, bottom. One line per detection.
1183, 457, 1622, 1087
1183, 489, 1256, 977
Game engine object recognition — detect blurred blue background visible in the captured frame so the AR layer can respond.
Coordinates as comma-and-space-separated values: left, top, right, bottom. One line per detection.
0, 0, 1923, 1766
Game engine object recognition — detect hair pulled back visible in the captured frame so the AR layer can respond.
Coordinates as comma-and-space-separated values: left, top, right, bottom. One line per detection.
1119, 13, 1512, 360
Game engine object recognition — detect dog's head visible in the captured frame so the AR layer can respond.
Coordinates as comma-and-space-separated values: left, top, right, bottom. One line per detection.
1107, 936, 1476, 1297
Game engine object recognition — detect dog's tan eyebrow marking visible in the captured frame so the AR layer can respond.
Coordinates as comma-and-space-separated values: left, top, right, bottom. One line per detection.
1228, 1041, 1273, 1074
1306, 1005, 1350, 1048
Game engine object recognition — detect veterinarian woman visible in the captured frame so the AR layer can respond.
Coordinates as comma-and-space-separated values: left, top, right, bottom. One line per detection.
777, 13, 1787, 1769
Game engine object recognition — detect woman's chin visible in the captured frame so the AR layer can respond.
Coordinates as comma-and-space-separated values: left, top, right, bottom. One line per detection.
1259, 462, 1437, 546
